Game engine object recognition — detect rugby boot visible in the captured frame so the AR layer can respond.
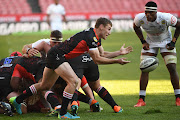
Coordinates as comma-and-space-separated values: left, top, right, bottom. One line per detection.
71, 101, 79, 116
9, 97, 22, 114
113, 105, 123, 113
58, 112, 80, 119
0, 101, 13, 116
47, 107, 61, 117
134, 98, 146, 107
176, 97, 180, 106
90, 99, 100, 112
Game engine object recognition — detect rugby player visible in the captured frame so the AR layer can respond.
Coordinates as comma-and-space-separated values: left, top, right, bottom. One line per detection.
133, 1, 180, 107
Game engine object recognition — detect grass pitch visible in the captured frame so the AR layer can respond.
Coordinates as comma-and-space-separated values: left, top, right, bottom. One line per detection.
0, 30, 180, 119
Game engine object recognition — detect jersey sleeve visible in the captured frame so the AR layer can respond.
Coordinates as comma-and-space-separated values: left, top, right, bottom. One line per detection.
46, 5, 52, 14
164, 13, 177, 26
32, 39, 45, 48
134, 13, 144, 27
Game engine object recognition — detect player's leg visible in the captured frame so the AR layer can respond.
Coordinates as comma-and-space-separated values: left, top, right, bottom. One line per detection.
88, 79, 122, 113
134, 47, 158, 107
10, 67, 59, 114
54, 62, 80, 118
161, 48, 180, 106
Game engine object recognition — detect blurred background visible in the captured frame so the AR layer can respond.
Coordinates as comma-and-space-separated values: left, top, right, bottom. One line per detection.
0, 0, 180, 35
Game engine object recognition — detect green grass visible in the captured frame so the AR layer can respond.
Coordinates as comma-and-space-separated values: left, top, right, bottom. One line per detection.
0, 30, 180, 119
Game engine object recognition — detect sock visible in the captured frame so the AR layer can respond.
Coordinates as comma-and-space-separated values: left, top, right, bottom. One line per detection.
174, 89, 180, 98
77, 91, 91, 104
60, 91, 73, 116
139, 90, 146, 101
45, 91, 61, 109
71, 89, 78, 104
96, 86, 117, 109
16, 85, 37, 104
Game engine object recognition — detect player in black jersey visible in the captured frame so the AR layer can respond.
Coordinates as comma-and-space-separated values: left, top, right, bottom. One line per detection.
10, 17, 132, 119
0, 52, 22, 116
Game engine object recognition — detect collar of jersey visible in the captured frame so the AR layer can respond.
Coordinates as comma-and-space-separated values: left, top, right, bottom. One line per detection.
93, 28, 99, 41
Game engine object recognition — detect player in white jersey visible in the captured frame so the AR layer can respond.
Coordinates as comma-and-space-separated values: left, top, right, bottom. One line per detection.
133, 1, 180, 107
46, 0, 67, 31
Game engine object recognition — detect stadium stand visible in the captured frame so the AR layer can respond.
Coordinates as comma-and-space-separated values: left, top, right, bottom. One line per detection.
0, 0, 32, 15
0, 0, 180, 15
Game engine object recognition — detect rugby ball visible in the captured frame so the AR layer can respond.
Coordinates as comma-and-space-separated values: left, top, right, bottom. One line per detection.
140, 57, 159, 72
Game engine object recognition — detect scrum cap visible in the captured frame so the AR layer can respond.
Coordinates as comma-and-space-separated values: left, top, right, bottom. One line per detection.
10, 51, 22, 57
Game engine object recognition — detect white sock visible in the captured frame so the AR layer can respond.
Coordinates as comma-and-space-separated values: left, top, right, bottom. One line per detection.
139, 90, 146, 96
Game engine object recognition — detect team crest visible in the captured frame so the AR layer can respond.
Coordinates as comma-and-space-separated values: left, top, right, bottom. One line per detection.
93, 37, 98, 42
140, 20, 144, 24
161, 20, 165, 24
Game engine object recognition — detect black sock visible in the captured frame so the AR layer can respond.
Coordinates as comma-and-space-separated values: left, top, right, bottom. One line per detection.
71, 89, 78, 103
140, 95, 145, 101
46, 91, 61, 109
16, 85, 37, 104
77, 91, 90, 104
60, 91, 73, 115
175, 94, 180, 98
97, 87, 117, 109
60, 96, 71, 115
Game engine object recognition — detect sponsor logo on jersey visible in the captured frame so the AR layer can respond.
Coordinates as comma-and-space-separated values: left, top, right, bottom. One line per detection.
171, 16, 176, 24
56, 54, 60, 60
161, 20, 165, 24
92, 42, 98, 47
140, 20, 144, 24
93, 37, 98, 42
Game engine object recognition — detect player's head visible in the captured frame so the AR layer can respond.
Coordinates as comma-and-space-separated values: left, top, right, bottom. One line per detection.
95, 17, 112, 40
145, 1, 157, 22
10, 51, 22, 57
54, 0, 59, 5
50, 30, 63, 47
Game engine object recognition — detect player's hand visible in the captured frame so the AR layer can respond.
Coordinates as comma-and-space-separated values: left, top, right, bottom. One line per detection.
22, 54, 29, 58
120, 44, 133, 55
142, 43, 150, 50
118, 57, 131, 65
166, 41, 175, 50
27, 48, 39, 57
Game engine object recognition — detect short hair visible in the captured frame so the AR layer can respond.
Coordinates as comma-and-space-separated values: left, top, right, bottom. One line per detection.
50, 30, 63, 42
145, 1, 157, 7
95, 17, 112, 28
50, 30, 62, 38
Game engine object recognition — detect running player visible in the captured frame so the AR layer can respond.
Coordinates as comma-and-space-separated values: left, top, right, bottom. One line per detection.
10, 17, 131, 119
133, 1, 180, 107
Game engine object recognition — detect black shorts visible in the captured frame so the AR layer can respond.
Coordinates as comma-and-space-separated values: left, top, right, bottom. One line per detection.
71, 61, 99, 82
46, 47, 66, 70
0, 74, 12, 100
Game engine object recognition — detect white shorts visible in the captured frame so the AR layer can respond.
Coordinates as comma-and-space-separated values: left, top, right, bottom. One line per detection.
141, 47, 176, 54
50, 22, 62, 32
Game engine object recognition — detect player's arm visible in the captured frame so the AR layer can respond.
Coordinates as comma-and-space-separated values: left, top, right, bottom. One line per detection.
88, 48, 130, 65
62, 15, 67, 23
98, 45, 133, 58
166, 20, 180, 50
133, 23, 149, 50
47, 14, 50, 26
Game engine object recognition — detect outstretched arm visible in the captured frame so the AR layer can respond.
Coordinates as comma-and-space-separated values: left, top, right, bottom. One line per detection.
98, 44, 133, 58
89, 48, 130, 65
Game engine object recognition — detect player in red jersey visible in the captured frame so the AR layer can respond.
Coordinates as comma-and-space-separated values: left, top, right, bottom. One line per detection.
10, 17, 132, 119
